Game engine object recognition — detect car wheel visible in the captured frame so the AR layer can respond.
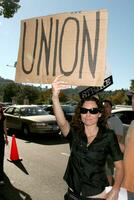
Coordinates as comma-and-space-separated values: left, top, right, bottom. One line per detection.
22, 125, 30, 137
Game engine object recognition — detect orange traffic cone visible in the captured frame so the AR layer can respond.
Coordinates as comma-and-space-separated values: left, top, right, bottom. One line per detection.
8, 134, 22, 162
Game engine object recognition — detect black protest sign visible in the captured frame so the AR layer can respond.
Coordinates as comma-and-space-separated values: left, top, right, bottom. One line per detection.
79, 75, 113, 99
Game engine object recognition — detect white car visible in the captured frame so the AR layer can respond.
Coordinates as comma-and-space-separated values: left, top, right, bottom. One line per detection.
112, 105, 134, 137
4, 105, 60, 137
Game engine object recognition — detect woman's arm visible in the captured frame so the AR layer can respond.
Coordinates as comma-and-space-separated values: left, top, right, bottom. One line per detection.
52, 75, 70, 137
106, 160, 124, 200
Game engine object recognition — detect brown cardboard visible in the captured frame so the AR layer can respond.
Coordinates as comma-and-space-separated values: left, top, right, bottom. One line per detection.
15, 9, 108, 86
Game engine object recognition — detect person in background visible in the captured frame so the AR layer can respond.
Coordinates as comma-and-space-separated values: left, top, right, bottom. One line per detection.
102, 99, 124, 186
102, 100, 124, 145
122, 90, 134, 200
52, 75, 124, 200
0, 104, 8, 185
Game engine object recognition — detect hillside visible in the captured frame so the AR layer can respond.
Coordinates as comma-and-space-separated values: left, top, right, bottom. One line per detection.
0, 76, 14, 84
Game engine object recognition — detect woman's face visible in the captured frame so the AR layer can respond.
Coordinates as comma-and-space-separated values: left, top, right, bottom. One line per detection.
103, 102, 112, 116
80, 100, 101, 127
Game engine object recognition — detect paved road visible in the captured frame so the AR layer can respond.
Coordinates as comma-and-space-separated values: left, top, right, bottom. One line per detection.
0, 135, 70, 200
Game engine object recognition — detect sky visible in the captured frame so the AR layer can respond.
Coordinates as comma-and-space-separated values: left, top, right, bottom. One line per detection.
0, 0, 134, 91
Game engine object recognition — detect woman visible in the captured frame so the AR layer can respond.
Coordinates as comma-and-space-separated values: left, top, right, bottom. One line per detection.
52, 75, 124, 200
0, 105, 8, 185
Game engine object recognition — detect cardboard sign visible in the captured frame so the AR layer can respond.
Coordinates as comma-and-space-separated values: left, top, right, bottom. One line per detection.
79, 75, 113, 99
15, 10, 108, 86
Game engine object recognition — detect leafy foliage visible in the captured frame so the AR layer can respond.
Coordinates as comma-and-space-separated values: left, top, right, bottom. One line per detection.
39, 89, 52, 104
130, 80, 134, 90
3, 82, 19, 102
0, 77, 134, 105
99, 89, 129, 105
2, 83, 40, 104
0, 0, 20, 18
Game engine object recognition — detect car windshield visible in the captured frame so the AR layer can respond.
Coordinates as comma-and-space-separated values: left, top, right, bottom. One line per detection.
61, 105, 75, 113
21, 107, 49, 116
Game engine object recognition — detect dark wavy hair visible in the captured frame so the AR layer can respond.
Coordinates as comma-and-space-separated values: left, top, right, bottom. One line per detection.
103, 99, 113, 107
71, 96, 105, 128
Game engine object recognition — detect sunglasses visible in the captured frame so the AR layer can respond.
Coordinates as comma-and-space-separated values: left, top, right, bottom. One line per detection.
80, 107, 100, 114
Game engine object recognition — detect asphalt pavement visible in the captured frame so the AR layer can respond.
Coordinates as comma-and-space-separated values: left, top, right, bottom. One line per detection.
0, 135, 70, 200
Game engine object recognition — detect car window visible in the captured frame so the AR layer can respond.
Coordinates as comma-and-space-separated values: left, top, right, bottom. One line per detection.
45, 106, 54, 115
4, 107, 14, 114
25, 107, 48, 116
44, 105, 76, 115
13, 108, 20, 116
61, 105, 75, 113
114, 111, 134, 125
20, 108, 27, 116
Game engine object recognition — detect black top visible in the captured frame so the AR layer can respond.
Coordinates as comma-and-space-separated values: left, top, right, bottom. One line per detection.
63, 125, 123, 197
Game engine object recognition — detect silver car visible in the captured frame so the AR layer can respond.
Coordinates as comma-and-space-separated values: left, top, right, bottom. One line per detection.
4, 105, 60, 137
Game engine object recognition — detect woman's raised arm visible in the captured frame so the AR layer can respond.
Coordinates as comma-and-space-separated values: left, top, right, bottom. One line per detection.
52, 75, 70, 137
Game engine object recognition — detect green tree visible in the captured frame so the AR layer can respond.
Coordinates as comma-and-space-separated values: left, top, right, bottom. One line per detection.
39, 89, 52, 104
67, 93, 80, 104
59, 92, 68, 103
18, 85, 40, 104
3, 82, 19, 102
0, 0, 20, 18
3, 83, 40, 104
99, 89, 128, 105
111, 90, 127, 105
130, 80, 134, 90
